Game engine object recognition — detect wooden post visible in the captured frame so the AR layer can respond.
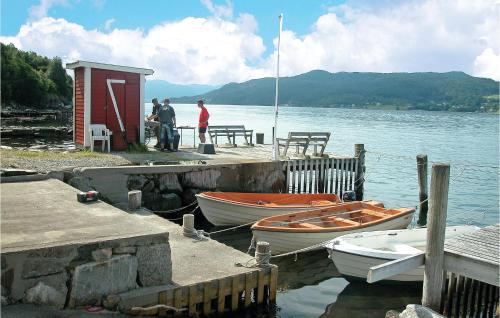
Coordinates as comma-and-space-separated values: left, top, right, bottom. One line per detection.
354, 144, 365, 200
417, 154, 429, 226
128, 190, 142, 210
183, 214, 195, 237
422, 163, 450, 311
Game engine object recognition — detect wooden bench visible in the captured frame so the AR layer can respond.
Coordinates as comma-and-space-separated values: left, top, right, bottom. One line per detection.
208, 125, 253, 146
276, 132, 331, 157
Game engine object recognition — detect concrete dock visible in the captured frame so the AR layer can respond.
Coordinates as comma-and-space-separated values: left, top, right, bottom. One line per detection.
1, 179, 277, 316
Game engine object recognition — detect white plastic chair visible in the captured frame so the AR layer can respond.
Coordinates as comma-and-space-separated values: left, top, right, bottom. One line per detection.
89, 124, 111, 152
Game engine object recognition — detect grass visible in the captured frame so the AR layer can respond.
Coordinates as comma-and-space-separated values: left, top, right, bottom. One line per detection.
0, 148, 108, 159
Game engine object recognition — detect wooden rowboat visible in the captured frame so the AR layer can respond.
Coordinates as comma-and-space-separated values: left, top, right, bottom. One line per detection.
251, 202, 415, 254
196, 192, 342, 226
325, 225, 478, 283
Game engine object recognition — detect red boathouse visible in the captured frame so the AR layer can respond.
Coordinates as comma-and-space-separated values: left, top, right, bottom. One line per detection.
66, 61, 154, 150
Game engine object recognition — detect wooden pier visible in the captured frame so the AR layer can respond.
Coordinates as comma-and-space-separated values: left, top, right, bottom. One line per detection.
367, 163, 499, 317
441, 224, 499, 317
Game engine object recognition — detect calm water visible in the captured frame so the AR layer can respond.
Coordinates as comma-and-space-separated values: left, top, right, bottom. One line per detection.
147, 104, 498, 317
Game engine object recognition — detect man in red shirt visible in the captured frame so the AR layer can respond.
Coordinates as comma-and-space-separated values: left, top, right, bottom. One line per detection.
197, 100, 209, 143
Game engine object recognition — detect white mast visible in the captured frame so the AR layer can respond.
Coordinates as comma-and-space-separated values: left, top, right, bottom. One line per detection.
273, 13, 283, 161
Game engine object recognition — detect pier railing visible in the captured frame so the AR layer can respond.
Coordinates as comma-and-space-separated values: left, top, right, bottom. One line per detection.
283, 144, 366, 199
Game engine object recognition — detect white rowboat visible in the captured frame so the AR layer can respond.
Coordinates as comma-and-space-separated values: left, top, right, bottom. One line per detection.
325, 225, 479, 283
195, 192, 342, 226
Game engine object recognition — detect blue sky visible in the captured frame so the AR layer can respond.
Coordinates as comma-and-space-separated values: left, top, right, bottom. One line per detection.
2, 0, 340, 57
1, 0, 498, 84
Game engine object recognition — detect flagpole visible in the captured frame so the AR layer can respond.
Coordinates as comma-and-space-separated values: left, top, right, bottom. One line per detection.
273, 13, 283, 161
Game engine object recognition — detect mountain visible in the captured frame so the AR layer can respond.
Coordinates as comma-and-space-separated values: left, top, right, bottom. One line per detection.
172, 71, 499, 112
145, 80, 219, 100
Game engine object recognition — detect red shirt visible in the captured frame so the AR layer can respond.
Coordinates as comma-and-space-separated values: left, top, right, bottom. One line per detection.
198, 106, 209, 128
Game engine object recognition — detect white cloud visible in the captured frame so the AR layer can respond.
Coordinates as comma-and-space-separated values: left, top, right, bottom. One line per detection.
104, 18, 115, 31
28, 0, 68, 20
0, 16, 265, 85
200, 0, 233, 19
474, 48, 500, 80
2, 0, 498, 84
264, 0, 499, 79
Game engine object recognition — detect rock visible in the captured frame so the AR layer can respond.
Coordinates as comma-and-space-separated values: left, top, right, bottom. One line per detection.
181, 188, 201, 205
68, 255, 138, 308
182, 170, 221, 189
143, 192, 181, 211
22, 259, 67, 279
158, 174, 183, 193
47, 171, 64, 181
399, 304, 444, 318
102, 294, 121, 311
22, 246, 77, 279
161, 193, 182, 211
29, 144, 49, 150
113, 246, 137, 255
386, 310, 401, 318
142, 180, 155, 192
0, 145, 12, 150
68, 176, 93, 192
136, 244, 172, 287
91, 248, 113, 262
24, 281, 66, 309
1, 295, 8, 306
12, 271, 68, 302
127, 175, 147, 191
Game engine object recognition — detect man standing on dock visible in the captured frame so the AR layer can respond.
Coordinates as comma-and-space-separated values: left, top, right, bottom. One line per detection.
150, 98, 176, 151
148, 98, 162, 148
197, 100, 209, 143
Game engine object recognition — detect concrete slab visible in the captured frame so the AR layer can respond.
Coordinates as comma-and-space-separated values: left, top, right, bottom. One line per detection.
0, 179, 169, 254
123, 211, 257, 286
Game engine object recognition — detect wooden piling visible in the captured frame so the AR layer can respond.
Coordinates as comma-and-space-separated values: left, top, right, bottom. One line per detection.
354, 144, 365, 200
255, 241, 271, 267
417, 154, 429, 226
128, 190, 142, 210
422, 163, 450, 311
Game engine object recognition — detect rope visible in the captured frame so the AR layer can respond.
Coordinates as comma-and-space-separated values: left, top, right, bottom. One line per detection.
130, 304, 186, 314
152, 200, 198, 214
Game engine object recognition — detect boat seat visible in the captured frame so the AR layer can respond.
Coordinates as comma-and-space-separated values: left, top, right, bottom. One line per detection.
310, 200, 335, 205
360, 210, 389, 218
331, 217, 360, 226
296, 223, 323, 229
389, 243, 422, 254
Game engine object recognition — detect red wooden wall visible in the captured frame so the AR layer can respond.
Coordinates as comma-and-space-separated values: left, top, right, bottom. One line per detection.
74, 68, 85, 145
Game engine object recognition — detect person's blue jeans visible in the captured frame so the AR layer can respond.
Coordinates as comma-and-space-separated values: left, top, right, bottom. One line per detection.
160, 123, 174, 145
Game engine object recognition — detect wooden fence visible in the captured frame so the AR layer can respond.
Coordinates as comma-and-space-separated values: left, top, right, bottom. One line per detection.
284, 157, 356, 195
441, 273, 499, 318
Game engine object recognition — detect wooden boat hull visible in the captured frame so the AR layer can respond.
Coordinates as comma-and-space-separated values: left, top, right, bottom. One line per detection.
326, 226, 478, 283
196, 192, 341, 226
252, 212, 414, 255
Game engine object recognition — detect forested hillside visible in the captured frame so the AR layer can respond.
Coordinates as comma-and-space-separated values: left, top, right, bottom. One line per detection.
174, 70, 499, 112
1, 43, 73, 109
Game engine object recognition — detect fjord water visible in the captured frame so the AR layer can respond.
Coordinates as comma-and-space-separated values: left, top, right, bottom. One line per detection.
147, 103, 499, 317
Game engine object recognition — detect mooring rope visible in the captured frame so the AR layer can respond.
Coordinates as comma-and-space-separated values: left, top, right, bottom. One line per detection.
152, 200, 198, 214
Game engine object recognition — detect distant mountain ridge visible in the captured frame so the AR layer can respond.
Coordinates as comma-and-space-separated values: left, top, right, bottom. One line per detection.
172, 70, 499, 112
145, 80, 219, 100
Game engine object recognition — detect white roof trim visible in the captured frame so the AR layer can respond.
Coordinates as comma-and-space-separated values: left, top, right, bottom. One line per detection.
66, 60, 154, 75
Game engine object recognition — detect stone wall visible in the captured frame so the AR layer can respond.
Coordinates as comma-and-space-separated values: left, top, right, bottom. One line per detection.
1, 234, 171, 309
69, 161, 286, 211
